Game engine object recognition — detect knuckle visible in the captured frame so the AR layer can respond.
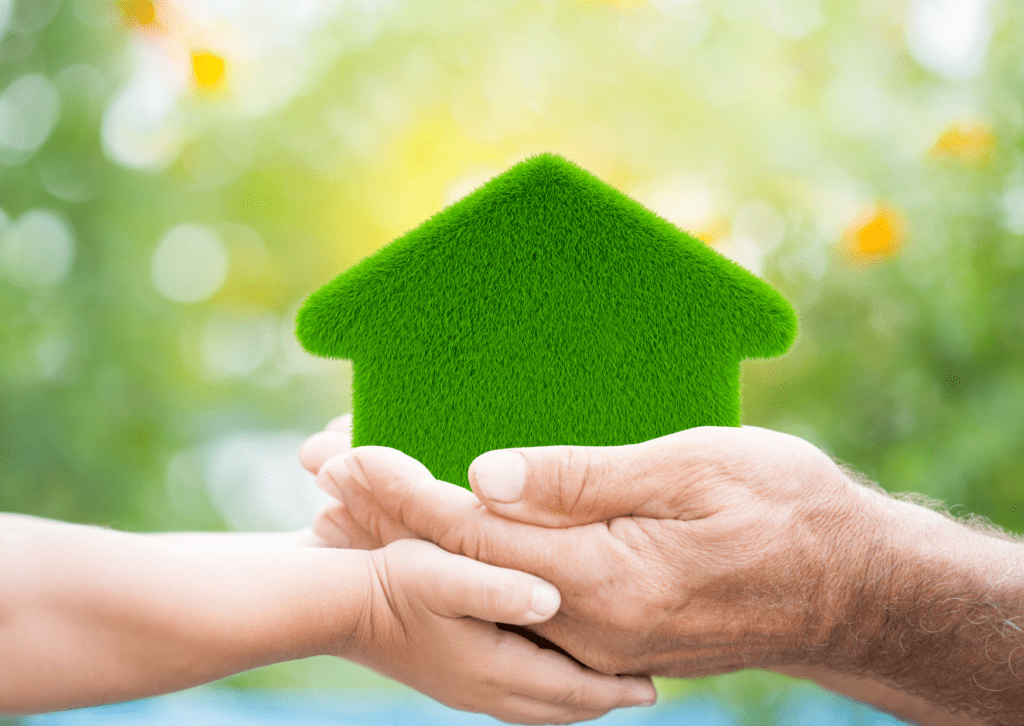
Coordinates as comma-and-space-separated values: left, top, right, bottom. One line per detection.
555, 681, 588, 708
364, 507, 395, 546
318, 466, 348, 499
484, 573, 519, 613
395, 484, 421, 530
450, 529, 477, 558
445, 516, 482, 559
387, 536, 418, 553
555, 446, 595, 516
475, 529, 504, 568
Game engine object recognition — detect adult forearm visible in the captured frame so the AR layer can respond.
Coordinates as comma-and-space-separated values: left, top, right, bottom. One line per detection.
0, 519, 367, 715
767, 665, 978, 725
823, 498, 1024, 725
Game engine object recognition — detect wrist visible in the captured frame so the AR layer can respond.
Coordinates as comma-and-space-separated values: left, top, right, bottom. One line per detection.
212, 547, 372, 664
823, 496, 1024, 722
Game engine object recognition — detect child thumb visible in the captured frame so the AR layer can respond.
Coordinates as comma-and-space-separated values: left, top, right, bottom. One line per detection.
411, 540, 561, 624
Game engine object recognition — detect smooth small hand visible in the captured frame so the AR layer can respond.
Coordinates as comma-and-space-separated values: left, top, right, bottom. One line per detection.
300, 414, 419, 549
344, 537, 656, 724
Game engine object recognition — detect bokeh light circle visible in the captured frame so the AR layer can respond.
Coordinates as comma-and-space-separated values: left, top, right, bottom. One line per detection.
0, 208, 76, 290
151, 224, 228, 303
0, 73, 60, 154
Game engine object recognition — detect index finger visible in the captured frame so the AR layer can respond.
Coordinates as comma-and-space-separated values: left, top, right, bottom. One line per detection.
342, 446, 585, 585
326, 413, 353, 433
300, 431, 350, 474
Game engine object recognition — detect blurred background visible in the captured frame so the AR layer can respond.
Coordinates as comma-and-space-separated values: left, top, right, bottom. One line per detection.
2, 0, 1023, 721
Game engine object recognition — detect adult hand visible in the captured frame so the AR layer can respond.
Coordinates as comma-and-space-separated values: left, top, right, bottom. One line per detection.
312, 425, 891, 678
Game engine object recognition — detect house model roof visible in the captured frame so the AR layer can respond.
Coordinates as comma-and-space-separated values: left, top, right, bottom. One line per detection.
297, 153, 798, 490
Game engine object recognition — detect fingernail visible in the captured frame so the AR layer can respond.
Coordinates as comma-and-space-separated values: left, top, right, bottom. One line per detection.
474, 450, 526, 502
530, 583, 560, 618
345, 452, 370, 491
629, 683, 657, 707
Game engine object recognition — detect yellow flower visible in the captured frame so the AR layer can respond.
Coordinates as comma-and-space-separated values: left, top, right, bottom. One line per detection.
192, 51, 226, 90
695, 218, 728, 246
121, 0, 156, 25
845, 204, 904, 260
930, 123, 994, 163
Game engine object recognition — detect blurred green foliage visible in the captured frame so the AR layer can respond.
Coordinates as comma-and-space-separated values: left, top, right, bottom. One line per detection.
2, 0, 1023, 707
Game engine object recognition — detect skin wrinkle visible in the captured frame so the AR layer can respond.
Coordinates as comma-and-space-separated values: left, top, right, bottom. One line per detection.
548, 453, 568, 517
365, 507, 390, 551
565, 446, 589, 516
453, 510, 486, 562
393, 473, 427, 544
368, 550, 403, 650
316, 432, 1024, 722
348, 552, 379, 660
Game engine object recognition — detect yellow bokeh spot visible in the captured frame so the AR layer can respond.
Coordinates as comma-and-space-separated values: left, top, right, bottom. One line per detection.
845, 204, 904, 260
695, 218, 728, 246
192, 51, 226, 89
929, 123, 994, 163
573, 0, 647, 6
121, 0, 156, 25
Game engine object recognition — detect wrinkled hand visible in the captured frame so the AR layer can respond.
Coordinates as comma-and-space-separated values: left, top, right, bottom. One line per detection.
304, 424, 889, 679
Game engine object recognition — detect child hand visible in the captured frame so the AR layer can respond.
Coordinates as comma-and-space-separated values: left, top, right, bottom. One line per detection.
300, 414, 417, 550
302, 422, 659, 720
344, 537, 657, 724
299, 414, 376, 548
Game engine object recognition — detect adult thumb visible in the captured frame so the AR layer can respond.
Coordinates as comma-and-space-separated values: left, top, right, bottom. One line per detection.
467, 440, 678, 528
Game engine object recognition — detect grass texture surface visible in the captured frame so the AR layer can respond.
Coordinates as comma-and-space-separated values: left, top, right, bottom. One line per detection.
296, 153, 798, 490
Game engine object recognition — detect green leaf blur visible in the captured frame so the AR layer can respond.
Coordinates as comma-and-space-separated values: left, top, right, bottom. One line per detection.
2, 0, 1022, 708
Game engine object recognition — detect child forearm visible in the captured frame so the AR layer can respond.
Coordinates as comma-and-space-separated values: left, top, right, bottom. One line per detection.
0, 517, 368, 715
146, 530, 328, 550
2, 515, 327, 550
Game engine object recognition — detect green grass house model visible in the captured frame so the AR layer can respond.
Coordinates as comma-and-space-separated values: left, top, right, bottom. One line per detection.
296, 153, 798, 491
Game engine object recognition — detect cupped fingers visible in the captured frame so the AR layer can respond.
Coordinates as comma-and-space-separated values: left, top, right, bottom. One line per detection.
301, 430, 351, 474
326, 413, 352, 433
316, 454, 358, 499
487, 694, 613, 725
318, 453, 421, 546
312, 501, 383, 550
500, 637, 657, 714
